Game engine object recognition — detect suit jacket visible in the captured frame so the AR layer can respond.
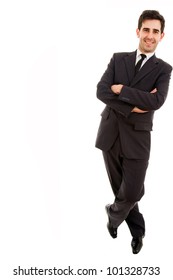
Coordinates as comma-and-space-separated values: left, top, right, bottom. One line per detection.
95, 51, 172, 159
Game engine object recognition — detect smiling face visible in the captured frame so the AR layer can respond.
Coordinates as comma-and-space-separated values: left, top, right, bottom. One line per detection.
136, 19, 164, 53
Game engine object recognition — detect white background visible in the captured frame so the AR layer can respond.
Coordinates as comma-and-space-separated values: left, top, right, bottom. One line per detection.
0, 0, 173, 279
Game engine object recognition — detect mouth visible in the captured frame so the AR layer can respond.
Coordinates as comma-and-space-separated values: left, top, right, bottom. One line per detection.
144, 40, 154, 47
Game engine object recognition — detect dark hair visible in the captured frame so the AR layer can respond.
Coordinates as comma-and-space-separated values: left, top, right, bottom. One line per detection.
138, 10, 165, 33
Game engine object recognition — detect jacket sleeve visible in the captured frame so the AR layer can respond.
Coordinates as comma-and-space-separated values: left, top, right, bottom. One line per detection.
97, 54, 134, 117
119, 63, 172, 110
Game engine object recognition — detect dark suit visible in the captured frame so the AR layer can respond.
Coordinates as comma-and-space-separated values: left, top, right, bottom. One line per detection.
96, 51, 172, 237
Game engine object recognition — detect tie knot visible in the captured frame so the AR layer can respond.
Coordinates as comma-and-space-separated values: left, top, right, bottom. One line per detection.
140, 54, 146, 61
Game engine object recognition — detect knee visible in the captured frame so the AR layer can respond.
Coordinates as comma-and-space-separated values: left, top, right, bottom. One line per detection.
118, 183, 145, 203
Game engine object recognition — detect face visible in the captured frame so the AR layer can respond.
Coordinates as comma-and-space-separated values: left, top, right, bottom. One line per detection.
136, 19, 164, 53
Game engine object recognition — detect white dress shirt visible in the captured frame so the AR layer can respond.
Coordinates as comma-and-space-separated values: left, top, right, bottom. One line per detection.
136, 49, 154, 68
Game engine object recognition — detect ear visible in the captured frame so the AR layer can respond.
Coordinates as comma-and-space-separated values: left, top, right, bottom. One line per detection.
160, 32, 165, 41
136, 28, 140, 38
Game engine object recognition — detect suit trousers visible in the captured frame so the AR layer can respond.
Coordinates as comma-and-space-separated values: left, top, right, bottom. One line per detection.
102, 136, 148, 237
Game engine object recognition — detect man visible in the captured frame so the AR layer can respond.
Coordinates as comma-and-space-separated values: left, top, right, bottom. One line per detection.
95, 10, 172, 254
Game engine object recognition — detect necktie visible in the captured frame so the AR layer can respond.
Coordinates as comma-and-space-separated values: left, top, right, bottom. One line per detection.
135, 54, 146, 75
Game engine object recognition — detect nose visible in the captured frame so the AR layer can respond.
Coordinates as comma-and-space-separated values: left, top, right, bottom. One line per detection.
146, 31, 153, 39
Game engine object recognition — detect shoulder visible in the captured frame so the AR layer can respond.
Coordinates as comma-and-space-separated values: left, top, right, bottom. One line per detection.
112, 51, 136, 59
154, 56, 172, 72
111, 51, 136, 62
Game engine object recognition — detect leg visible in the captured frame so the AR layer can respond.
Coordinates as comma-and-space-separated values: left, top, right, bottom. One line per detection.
103, 139, 148, 230
102, 137, 122, 197
102, 138, 135, 228
125, 203, 145, 237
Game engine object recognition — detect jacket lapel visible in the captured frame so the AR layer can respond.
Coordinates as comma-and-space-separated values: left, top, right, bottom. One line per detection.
124, 51, 136, 84
130, 54, 159, 87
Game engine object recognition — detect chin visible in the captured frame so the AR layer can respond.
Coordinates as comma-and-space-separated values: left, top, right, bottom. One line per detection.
144, 47, 155, 53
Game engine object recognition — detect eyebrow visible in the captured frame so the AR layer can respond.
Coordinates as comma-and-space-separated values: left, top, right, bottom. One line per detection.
143, 27, 160, 33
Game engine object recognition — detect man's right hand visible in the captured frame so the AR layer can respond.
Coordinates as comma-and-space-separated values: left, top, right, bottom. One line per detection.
131, 107, 148, 113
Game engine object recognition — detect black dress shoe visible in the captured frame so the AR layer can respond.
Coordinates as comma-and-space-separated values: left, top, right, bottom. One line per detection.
105, 204, 117, 238
131, 236, 143, 254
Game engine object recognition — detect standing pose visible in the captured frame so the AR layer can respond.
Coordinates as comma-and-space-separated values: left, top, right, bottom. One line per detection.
95, 10, 172, 254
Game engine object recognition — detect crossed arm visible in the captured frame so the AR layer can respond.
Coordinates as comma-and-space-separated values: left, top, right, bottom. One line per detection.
111, 84, 157, 113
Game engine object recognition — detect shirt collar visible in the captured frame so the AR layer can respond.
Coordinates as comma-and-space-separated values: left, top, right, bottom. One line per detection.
136, 49, 154, 61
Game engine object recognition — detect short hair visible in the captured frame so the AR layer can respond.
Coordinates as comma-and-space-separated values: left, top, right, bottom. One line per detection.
138, 10, 165, 33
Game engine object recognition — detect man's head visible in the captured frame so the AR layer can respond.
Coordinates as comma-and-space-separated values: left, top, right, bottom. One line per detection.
138, 10, 165, 33
136, 10, 165, 53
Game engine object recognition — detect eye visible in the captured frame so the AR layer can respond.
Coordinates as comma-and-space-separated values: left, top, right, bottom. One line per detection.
143, 28, 149, 32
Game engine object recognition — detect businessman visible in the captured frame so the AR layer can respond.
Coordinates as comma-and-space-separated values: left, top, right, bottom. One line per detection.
95, 10, 172, 254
